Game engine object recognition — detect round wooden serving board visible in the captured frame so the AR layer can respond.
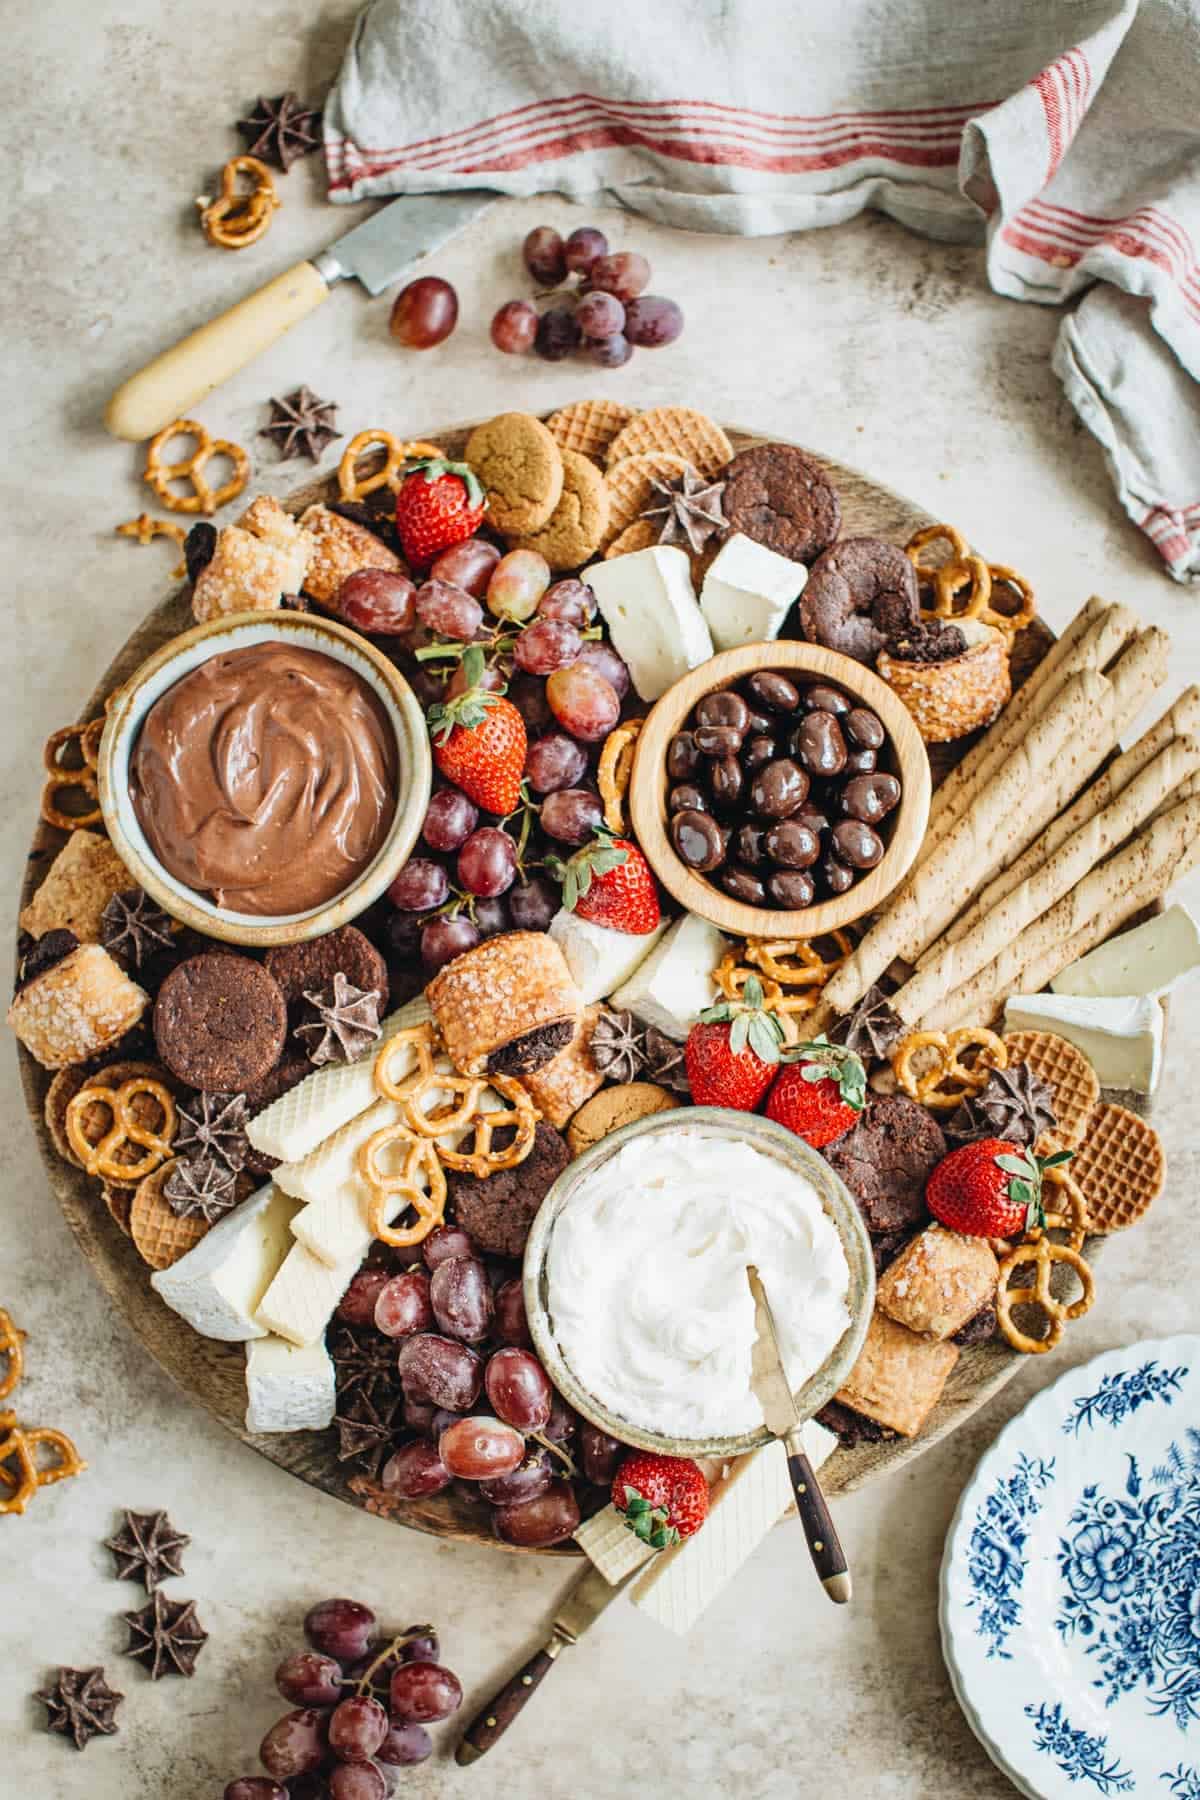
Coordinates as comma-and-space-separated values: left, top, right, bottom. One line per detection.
18, 420, 1063, 1553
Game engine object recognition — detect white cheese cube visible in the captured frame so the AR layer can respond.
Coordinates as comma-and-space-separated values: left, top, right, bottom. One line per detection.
548, 909, 667, 1005
699, 533, 807, 651
1051, 903, 1200, 999
609, 913, 726, 1040
255, 1242, 358, 1347
1004, 993, 1164, 1094
582, 546, 713, 701
245, 1334, 336, 1433
150, 1184, 298, 1341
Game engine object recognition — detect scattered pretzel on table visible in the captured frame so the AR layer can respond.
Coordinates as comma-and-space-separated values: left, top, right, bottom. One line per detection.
891, 1026, 1008, 1111
598, 718, 643, 833
197, 154, 280, 250
0, 1310, 26, 1402
64, 1077, 177, 1185
0, 1412, 87, 1515
356, 1122, 447, 1248
143, 418, 250, 516
116, 513, 188, 579
337, 430, 447, 502
995, 1235, 1096, 1354
40, 717, 105, 831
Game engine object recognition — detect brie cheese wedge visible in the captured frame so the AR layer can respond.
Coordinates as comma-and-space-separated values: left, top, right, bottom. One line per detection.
609, 913, 726, 1039
582, 546, 713, 701
255, 1241, 358, 1347
549, 909, 667, 1005
699, 533, 807, 651
245, 1334, 336, 1434
1051, 903, 1200, 1000
1004, 992, 1164, 1094
150, 1184, 298, 1341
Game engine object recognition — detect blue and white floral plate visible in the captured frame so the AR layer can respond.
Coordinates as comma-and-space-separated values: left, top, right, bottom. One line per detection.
941, 1337, 1200, 1799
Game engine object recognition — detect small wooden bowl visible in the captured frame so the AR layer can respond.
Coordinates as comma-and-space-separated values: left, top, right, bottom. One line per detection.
98, 610, 431, 949
628, 642, 931, 941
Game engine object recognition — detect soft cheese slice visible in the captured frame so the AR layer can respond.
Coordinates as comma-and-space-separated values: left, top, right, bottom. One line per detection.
699, 533, 808, 652
150, 1184, 299, 1341
245, 1334, 336, 1433
609, 913, 726, 1040
255, 1241, 358, 1347
1051, 903, 1200, 1000
247, 995, 432, 1162
1005, 993, 1164, 1094
583, 546, 713, 701
549, 909, 667, 1005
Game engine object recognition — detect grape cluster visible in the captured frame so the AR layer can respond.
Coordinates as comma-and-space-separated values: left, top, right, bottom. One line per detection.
491, 224, 683, 365
222, 1599, 460, 1797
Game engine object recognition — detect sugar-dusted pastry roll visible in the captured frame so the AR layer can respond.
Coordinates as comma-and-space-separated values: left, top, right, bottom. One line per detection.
8, 943, 148, 1069
426, 931, 583, 1076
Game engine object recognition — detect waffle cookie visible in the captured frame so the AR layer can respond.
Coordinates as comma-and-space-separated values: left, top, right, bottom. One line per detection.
605, 406, 733, 479
545, 398, 637, 465
604, 519, 657, 560
1004, 1030, 1100, 1148
130, 1164, 211, 1270
1070, 1102, 1165, 1232
602, 451, 690, 547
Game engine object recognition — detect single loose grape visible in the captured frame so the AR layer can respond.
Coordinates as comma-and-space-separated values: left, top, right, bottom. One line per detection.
487, 548, 551, 622
389, 276, 458, 348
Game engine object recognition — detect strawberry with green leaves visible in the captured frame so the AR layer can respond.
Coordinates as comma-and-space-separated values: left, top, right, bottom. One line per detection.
926, 1137, 1074, 1239
765, 1036, 867, 1149
613, 1452, 709, 1548
548, 826, 661, 936
426, 646, 526, 816
685, 976, 786, 1111
394, 459, 486, 566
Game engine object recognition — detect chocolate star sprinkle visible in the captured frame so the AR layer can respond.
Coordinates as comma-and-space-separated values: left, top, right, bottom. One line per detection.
641, 464, 726, 554
35, 1666, 123, 1750
122, 1592, 208, 1680
591, 1009, 650, 1084
175, 1092, 249, 1173
828, 984, 904, 1064
163, 1154, 239, 1223
236, 92, 323, 171
643, 1026, 691, 1095
101, 890, 175, 972
944, 1062, 1057, 1149
260, 386, 340, 463
335, 1387, 403, 1474
297, 973, 383, 1068
104, 1509, 190, 1593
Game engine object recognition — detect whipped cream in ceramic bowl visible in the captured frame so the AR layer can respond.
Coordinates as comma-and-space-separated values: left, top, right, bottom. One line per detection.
525, 1109, 874, 1455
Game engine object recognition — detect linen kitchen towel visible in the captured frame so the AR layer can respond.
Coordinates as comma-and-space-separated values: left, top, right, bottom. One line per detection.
325, 0, 1200, 582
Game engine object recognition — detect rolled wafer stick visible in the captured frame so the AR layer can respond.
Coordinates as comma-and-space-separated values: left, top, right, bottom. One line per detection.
917, 794, 1200, 1031
936, 685, 1200, 951
893, 737, 1200, 1024
823, 669, 1112, 1014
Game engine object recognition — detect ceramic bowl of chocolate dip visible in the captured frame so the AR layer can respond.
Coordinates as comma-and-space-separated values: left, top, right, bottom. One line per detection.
99, 611, 431, 947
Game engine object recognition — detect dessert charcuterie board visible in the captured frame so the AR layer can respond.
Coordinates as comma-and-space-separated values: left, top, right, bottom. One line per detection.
14, 416, 1173, 1566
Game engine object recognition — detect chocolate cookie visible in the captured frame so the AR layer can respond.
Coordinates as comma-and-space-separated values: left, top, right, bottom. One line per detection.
446, 1121, 569, 1258
822, 1093, 944, 1233
153, 954, 287, 1091
799, 538, 920, 665
720, 444, 841, 565
264, 926, 388, 1014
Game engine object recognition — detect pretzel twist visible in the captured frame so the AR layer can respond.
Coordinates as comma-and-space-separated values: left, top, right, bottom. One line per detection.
984, 563, 1037, 636
40, 719, 106, 830
198, 154, 280, 249
745, 932, 853, 987
372, 1023, 441, 1102
892, 1027, 1008, 1110
0, 1311, 25, 1403
144, 418, 250, 516
116, 513, 188, 579
0, 1414, 38, 1514
357, 1123, 448, 1248
996, 1236, 1095, 1354
598, 719, 643, 833
337, 431, 447, 502
65, 1078, 177, 1184
905, 522, 967, 571
401, 1067, 538, 1177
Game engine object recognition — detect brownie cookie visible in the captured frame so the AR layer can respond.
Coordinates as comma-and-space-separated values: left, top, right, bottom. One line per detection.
822, 1093, 945, 1233
447, 1120, 569, 1258
721, 444, 841, 564
799, 538, 920, 666
464, 412, 564, 536
154, 954, 287, 1091
264, 926, 388, 1015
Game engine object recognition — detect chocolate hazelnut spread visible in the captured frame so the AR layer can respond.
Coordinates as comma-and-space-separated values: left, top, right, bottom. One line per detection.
131, 641, 397, 916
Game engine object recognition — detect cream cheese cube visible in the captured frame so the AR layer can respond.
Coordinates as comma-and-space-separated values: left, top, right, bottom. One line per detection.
609, 913, 726, 1039
1051, 903, 1200, 1000
1004, 992, 1164, 1094
548, 909, 667, 1005
245, 1334, 336, 1434
582, 546, 713, 700
699, 533, 807, 651
150, 1184, 298, 1341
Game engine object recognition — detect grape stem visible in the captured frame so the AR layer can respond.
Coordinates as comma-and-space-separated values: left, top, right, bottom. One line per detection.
530, 1430, 578, 1480
353, 1627, 434, 1697
500, 782, 537, 875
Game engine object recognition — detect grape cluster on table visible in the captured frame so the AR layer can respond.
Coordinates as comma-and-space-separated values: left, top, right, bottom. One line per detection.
491, 224, 683, 366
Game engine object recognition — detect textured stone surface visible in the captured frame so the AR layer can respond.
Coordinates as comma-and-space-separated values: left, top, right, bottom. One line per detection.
4, 7, 1200, 1794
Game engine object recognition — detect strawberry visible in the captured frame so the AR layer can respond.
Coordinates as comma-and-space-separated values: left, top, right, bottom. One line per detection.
612, 1452, 708, 1548
426, 647, 526, 815
548, 827, 661, 935
394, 459, 486, 566
765, 1036, 867, 1149
685, 976, 785, 1110
925, 1137, 1074, 1238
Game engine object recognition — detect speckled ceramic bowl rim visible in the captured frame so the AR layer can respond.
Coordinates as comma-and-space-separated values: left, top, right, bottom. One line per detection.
98, 610, 432, 948
523, 1106, 875, 1459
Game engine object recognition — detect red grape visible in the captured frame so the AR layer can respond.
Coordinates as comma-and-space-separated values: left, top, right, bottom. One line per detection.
374, 1269, 433, 1338
336, 569, 416, 635
430, 536, 501, 597
388, 859, 449, 912
542, 1392, 581, 1444
581, 1422, 625, 1485
588, 250, 651, 303
225, 1783, 287, 1800
479, 1447, 555, 1504
400, 1626, 439, 1664
396, 1333, 483, 1410
574, 638, 630, 698
259, 1710, 328, 1780
485, 1347, 552, 1430
576, 291, 625, 340
525, 732, 587, 794
538, 578, 596, 625
379, 1439, 451, 1499
535, 307, 580, 361
389, 276, 458, 348
472, 895, 509, 937
329, 1766, 387, 1800
540, 788, 604, 845
508, 673, 554, 734
422, 788, 478, 853
487, 548, 551, 622
439, 1415, 526, 1479
623, 295, 684, 347
446, 659, 505, 700
429, 1256, 494, 1341
415, 579, 483, 641
546, 663, 621, 740
305, 1599, 376, 1663
389, 1661, 464, 1724
336, 1267, 392, 1327
457, 828, 516, 899
276, 1651, 344, 1707
377, 1722, 432, 1766
329, 1695, 388, 1763
492, 1480, 581, 1547
401, 1396, 436, 1434
506, 875, 560, 933
587, 332, 634, 369
422, 1225, 476, 1269
514, 618, 583, 675
493, 1277, 534, 1346
564, 225, 609, 273
420, 916, 479, 971
523, 225, 567, 285
491, 298, 538, 353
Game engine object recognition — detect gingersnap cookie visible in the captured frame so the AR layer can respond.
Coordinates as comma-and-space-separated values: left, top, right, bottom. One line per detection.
605, 406, 733, 479
153, 954, 287, 1091
464, 413, 564, 536
511, 449, 611, 570
721, 443, 842, 564
566, 1082, 681, 1158
263, 926, 388, 1014
545, 398, 636, 465
602, 452, 690, 548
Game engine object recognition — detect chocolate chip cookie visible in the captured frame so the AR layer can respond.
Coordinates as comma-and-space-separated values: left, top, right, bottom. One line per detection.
720, 444, 841, 564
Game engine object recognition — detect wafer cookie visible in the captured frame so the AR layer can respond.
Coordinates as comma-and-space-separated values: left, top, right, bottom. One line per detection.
605, 406, 733, 478
602, 452, 690, 546
1004, 1031, 1100, 1149
545, 399, 636, 464
130, 1164, 210, 1269
102, 1181, 134, 1236
604, 518, 657, 559
1071, 1102, 1164, 1232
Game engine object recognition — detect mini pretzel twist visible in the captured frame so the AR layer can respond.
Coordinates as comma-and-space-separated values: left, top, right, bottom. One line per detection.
990, 1164, 1091, 1260
40, 720, 106, 830
892, 1026, 1008, 1110
744, 932, 853, 988
983, 564, 1037, 636
598, 718, 643, 833
905, 522, 967, 571
996, 1236, 1095, 1354
401, 1067, 538, 1177
0, 1311, 26, 1403
357, 1122, 448, 1248
144, 418, 250, 516
116, 514, 188, 579
198, 154, 280, 249
337, 431, 447, 502
372, 1023, 442, 1102
929, 555, 993, 623
65, 1078, 177, 1184
0, 1414, 87, 1510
